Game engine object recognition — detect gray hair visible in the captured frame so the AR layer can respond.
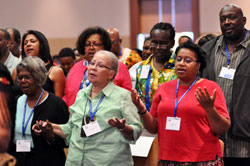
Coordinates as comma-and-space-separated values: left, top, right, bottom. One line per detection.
16, 56, 47, 86
95, 50, 118, 80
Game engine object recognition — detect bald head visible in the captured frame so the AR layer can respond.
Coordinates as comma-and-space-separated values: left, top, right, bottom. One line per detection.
220, 4, 243, 17
107, 28, 120, 39
6, 27, 21, 58
219, 4, 246, 42
107, 28, 122, 57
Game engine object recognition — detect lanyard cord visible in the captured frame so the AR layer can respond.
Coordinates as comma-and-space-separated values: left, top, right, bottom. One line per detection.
225, 29, 247, 67
173, 77, 198, 117
88, 94, 105, 121
145, 69, 152, 111
22, 89, 44, 137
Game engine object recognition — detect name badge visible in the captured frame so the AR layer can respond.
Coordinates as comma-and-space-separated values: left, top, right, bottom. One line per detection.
219, 67, 236, 80
82, 121, 101, 137
16, 140, 31, 152
140, 65, 150, 79
165, 117, 181, 131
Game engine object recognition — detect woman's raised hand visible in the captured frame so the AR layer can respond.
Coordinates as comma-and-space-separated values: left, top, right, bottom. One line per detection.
195, 86, 216, 111
131, 89, 146, 112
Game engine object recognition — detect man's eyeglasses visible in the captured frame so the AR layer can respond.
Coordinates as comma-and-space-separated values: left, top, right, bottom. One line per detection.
143, 46, 151, 51
150, 40, 169, 49
85, 42, 103, 48
17, 75, 33, 81
111, 40, 120, 45
175, 56, 199, 64
89, 61, 112, 70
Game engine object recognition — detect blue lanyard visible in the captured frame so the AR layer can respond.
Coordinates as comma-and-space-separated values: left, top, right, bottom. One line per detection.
80, 70, 90, 90
84, 70, 90, 87
225, 29, 247, 67
22, 89, 44, 137
118, 47, 122, 58
145, 69, 152, 111
174, 77, 198, 117
88, 95, 105, 121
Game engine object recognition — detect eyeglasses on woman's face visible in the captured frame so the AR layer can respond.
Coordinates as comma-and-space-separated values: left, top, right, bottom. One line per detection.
17, 74, 33, 82
175, 56, 199, 64
88, 61, 112, 70
150, 40, 169, 49
85, 42, 103, 49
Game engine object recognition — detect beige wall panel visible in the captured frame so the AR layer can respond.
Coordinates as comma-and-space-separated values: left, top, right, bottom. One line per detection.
200, 0, 250, 34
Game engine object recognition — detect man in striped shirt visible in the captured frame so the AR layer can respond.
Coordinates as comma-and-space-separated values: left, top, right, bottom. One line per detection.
202, 4, 250, 166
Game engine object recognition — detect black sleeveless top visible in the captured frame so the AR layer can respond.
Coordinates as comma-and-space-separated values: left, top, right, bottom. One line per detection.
43, 63, 55, 94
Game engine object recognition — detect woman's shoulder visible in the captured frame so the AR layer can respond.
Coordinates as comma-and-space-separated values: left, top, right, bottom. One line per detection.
48, 65, 65, 84
159, 79, 177, 88
46, 92, 66, 103
50, 65, 64, 75
199, 78, 219, 87
17, 94, 26, 102
108, 83, 131, 97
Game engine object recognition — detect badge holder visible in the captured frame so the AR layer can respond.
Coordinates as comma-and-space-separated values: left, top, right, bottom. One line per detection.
80, 116, 95, 137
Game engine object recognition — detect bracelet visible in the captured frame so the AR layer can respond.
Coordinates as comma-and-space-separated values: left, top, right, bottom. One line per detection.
138, 109, 147, 115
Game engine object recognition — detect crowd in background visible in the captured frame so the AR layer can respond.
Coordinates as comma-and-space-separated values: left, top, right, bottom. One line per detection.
1, 3, 250, 166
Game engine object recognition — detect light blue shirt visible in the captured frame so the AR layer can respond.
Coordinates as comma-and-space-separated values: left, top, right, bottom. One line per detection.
14, 94, 48, 148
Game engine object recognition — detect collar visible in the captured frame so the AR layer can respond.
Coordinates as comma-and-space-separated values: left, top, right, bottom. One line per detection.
217, 30, 249, 50
84, 82, 115, 98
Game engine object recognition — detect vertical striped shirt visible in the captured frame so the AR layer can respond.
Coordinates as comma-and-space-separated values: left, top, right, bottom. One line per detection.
214, 31, 250, 157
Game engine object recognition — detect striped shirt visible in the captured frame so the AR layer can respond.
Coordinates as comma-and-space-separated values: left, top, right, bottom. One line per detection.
214, 31, 250, 157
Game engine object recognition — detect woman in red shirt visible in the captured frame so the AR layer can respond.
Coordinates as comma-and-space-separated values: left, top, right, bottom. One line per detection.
132, 41, 230, 166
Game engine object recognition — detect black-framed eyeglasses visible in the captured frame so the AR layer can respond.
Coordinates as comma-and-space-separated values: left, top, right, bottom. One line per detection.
85, 42, 103, 48
89, 61, 112, 70
175, 56, 199, 64
150, 40, 169, 49
17, 74, 33, 81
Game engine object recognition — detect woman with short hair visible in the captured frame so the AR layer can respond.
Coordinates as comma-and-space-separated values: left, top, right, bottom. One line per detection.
33, 51, 142, 166
10, 56, 69, 166
132, 41, 230, 165
63, 26, 132, 108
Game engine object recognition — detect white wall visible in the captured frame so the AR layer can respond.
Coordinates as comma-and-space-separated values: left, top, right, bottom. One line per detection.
0, 0, 130, 38
200, 0, 250, 34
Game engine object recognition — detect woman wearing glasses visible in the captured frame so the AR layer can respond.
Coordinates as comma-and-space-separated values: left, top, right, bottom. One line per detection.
33, 51, 142, 166
132, 41, 230, 165
63, 26, 132, 108
9, 56, 69, 166
135, 22, 177, 112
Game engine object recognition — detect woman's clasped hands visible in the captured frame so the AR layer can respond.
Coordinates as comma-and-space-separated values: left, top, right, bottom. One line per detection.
32, 120, 55, 142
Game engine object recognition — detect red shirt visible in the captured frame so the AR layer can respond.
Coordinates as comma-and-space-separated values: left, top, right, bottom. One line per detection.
150, 79, 229, 162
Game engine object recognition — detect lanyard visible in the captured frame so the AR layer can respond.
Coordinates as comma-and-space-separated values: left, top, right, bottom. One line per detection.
88, 95, 105, 121
174, 77, 198, 117
145, 69, 152, 111
225, 29, 247, 67
22, 89, 44, 137
80, 70, 90, 90
84, 70, 90, 87
118, 47, 122, 58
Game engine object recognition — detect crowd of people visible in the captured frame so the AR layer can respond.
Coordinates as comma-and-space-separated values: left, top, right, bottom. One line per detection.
0, 3, 250, 166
